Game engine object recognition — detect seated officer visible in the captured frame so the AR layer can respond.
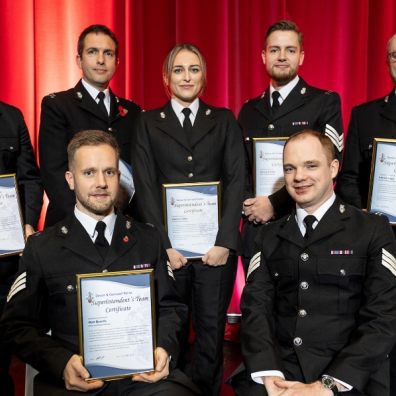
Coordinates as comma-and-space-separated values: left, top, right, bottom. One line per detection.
237, 130, 396, 396
0, 130, 198, 396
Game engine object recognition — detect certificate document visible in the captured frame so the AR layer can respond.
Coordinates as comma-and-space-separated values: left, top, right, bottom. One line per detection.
368, 138, 396, 224
163, 182, 220, 259
253, 138, 287, 196
77, 270, 155, 381
0, 174, 25, 257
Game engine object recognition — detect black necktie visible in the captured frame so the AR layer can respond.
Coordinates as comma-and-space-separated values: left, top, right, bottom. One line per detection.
271, 91, 281, 113
95, 221, 109, 258
97, 91, 108, 118
303, 215, 317, 239
182, 107, 193, 145
182, 107, 193, 129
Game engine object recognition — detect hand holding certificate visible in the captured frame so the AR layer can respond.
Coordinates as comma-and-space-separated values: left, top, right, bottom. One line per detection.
162, 182, 220, 259
368, 138, 396, 224
0, 174, 25, 257
77, 270, 156, 381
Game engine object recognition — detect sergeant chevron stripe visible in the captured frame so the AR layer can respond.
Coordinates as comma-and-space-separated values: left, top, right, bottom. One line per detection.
325, 124, 343, 152
382, 248, 396, 277
7, 271, 27, 302
247, 251, 261, 279
167, 261, 175, 280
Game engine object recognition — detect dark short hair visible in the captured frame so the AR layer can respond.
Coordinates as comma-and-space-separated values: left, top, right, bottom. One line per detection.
162, 43, 207, 97
77, 24, 119, 58
68, 130, 120, 168
284, 129, 335, 163
264, 20, 304, 49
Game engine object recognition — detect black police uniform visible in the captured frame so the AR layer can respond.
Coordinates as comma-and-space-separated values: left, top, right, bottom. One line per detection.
131, 100, 245, 396
239, 77, 343, 271
0, 101, 43, 396
337, 90, 396, 208
39, 80, 141, 227
336, 90, 396, 395
0, 213, 198, 396
239, 198, 396, 396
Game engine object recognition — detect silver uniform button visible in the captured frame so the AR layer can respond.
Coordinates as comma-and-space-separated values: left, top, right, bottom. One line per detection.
274, 272, 279, 278
102, 269, 108, 273
300, 252, 309, 261
188, 173, 193, 178
298, 309, 307, 317
10, 146, 14, 150
66, 284, 74, 292
300, 281, 309, 290
268, 124, 275, 131
293, 337, 302, 346
108, 127, 113, 132
187, 156, 193, 162
340, 269, 346, 276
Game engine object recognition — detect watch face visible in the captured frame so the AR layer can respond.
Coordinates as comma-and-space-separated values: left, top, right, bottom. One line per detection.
322, 376, 335, 388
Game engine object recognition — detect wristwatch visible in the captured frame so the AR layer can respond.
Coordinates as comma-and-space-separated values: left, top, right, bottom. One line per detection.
321, 375, 339, 395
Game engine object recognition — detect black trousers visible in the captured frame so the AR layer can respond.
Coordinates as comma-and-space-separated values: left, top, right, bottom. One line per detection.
174, 255, 237, 396
34, 369, 199, 396
0, 257, 19, 396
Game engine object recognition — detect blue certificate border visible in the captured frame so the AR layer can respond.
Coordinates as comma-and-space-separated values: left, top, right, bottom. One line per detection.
0, 173, 25, 256
162, 182, 220, 258
76, 270, 156, 381
368, 139, 396, 224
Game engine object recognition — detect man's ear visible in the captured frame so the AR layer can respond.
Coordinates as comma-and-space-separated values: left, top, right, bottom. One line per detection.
65, 171, 75, 191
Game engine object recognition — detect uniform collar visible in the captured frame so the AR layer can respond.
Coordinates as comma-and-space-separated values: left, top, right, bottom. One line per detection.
295, 192, 336, 235
270, 75, 300, 104
171, 97, 199, 120
74, 206, 116, 244
81, 78, 110, 102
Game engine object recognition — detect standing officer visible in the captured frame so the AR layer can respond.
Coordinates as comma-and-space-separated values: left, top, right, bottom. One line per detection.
0, 101, 42, 396
0, 130, 198, 396
131, 43, 245, 396
39, 24, 141, 227
336, 32, 396, 395
337, 33, 396, 209
240, 20, 343, 272
238, 130, 396, 396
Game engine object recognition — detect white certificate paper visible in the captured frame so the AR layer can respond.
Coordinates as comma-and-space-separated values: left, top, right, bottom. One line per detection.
368, 140, 396, 223
0, 175, 25, 256
253, 138, 287, 197
78, 271, 154, 380
164, 183, 219, 258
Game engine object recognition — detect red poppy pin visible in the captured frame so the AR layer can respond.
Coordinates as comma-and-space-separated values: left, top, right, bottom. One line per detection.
118, 105, 128, 117
123, 235, 129, 243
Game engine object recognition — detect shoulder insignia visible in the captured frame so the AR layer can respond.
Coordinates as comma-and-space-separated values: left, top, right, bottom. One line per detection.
126, 220, 132, 229
385, 95, 389, 103
300, 87, 306, 95
160, 112, 166, 119
325, 124, 344, 152
49, 93, 57, 98
61, 226, 68, 235
167, 261, 175, 280
7, 272, 27, 302
76, 91, 83, 100
205, 108, 211, 116
247, 251, 261, 280
339, 204, 346, 213
382, 248, 396, 277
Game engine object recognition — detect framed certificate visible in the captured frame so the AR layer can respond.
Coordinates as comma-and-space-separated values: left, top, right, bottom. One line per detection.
253, 137, 288, 197
162, 181, 220, 259
0, 174, 25, 257
367, 138, 396, 225
76, 270, 156, 381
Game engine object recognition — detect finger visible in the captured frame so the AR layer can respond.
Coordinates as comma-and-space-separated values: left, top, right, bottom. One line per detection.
243, 198, 255, 206
155, 354, 167, 372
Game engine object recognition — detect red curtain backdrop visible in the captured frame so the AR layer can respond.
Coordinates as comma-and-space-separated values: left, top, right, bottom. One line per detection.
1, 0, 396, 313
